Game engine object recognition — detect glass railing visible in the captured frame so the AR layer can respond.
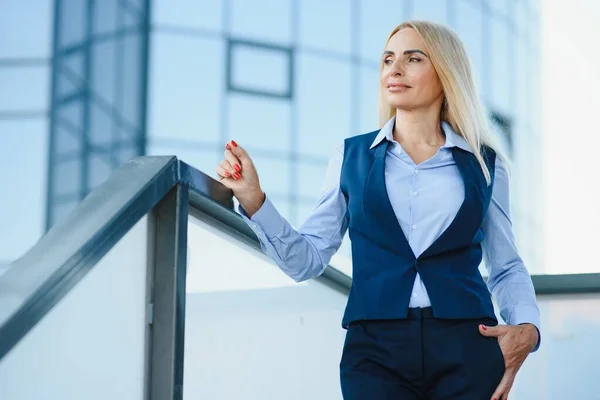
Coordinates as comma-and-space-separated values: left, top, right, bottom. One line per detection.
0, 155, 598, 399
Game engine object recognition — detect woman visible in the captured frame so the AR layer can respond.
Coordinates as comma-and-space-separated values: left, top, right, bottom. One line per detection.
215, 21, 540, 400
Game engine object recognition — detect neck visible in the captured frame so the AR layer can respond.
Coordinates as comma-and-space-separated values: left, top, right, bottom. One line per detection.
393, 106, 445, 147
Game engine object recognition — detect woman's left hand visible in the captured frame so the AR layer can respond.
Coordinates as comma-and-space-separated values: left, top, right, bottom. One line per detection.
478, 322, 539, 400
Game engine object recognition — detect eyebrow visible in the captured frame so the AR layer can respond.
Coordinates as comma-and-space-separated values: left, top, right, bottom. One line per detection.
383, 49, 429, 57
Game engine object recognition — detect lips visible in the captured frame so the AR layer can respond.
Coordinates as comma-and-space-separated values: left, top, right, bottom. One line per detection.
387, 82, 411, 88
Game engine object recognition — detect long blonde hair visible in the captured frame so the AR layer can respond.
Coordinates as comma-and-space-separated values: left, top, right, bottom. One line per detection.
377, 20, 507, 184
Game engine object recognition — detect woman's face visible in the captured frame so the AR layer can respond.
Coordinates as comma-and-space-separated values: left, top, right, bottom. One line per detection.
380, 28, 444, 111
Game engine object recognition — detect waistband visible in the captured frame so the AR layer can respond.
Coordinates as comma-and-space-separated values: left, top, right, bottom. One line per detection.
407, 306, 434, 319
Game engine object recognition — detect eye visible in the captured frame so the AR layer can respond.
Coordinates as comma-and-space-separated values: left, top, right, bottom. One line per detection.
408, 56, 422, 63
383, 58, 393, 64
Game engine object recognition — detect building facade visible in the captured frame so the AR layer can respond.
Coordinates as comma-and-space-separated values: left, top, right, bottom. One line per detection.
1, 0, 544, 274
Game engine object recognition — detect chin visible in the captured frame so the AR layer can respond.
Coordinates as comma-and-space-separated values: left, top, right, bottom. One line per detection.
383, 94, 417, 109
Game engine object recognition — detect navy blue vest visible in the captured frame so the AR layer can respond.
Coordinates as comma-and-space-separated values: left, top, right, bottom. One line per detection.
339, 130, 497, 328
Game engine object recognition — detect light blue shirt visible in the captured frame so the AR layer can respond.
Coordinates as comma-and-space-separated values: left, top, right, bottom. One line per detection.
239, 116, 541, 345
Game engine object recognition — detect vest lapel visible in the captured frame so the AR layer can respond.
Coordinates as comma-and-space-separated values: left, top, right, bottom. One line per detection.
362, 141, 416, 259
420, 147, 484, 258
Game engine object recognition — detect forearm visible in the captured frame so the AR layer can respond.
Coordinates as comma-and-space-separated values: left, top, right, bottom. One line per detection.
240, 194, 346, 282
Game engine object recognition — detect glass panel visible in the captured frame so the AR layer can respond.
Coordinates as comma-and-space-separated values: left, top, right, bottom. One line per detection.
120, 32, 142, 128
509, 293, 600, 399
515, 39, 530, 124
359, 65, 379, 132
91, 39, 117, 105
411, 0, 449, 25
359, 0, 408, 61
50, 198, 80, 227
153, 0, 223, 31
55, 100, 84, 132
58, 51, 86, 82
53, 157, 82, 196
148, 34, 223, 144
230, 43, 291, 97
454, 0, 485, 95
250, 156, 291, 200
58, 0, 88, 48
515, 0, 530, 40
56, 71, 83, 100
298, 0, 352, 55
55, 124, 82, 154
89, 102, 115, 147
298, 160, 328, 205
93, 0, 119, 36
0, 66, 49, 111
230, 0, 292, 45
0, 217, 149, 399
0, 120, 47, 262
487, 0, 512, 20
489, 17, 511, 115
146, 144, 220, 179
116, 143, 140, 165
227, 93, 291, 153
296, 53, 351, 159
88, 153, 116, 191
0, 0, 52, 58
184, 215, 348, 399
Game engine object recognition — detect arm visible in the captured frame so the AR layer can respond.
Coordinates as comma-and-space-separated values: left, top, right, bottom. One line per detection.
238, 143, 349, 282
482, 156, 541, 352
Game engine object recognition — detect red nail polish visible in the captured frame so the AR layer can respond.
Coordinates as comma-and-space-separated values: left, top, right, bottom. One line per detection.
234, 172, 241, 180
234, 164, 241, 172
225, 143, 230, 150
225, 171, 230, 177
481, 325, 487, 330
231, 140, 238, 147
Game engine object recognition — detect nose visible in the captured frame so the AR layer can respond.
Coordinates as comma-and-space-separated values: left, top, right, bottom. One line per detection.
389, 61, 404, 76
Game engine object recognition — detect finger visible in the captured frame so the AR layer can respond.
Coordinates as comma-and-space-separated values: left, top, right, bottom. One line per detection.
219, 160, 240, 180
224, 149, 242, 174
215, 165, 233, 180
479, 324, 505, 337
226, 140, 251, 164
490, 369, 515, 400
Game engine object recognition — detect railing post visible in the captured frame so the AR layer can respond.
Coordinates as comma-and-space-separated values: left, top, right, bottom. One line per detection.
147, 183, 189, 400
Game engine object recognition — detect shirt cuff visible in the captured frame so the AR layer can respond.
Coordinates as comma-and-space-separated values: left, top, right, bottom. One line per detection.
238, 194, 285, 239
511, 304, 542, 352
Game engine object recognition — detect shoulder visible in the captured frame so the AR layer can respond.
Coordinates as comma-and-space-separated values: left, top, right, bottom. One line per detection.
342, 129, 382, 153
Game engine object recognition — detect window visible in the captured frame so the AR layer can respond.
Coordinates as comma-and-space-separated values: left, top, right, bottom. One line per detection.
295, 53, 351, 159
227, 93, 291, 153
298, 0, 352, 55
231, 0, 293, 45
454, 0, 485, 95
359, 0, 409, 61
0, 66, 49, 112
149, 34, 223, 144
412, 0, 449, 25
227, 39, 294, 99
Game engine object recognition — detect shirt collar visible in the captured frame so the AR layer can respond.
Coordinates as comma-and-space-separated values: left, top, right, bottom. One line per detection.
369, 116, 473, 153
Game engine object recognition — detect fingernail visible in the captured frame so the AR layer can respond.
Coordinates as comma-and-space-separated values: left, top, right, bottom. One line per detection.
234, 172, 241, 180
234, 164, 241, 172
225, 171, 230, 177
231, 140, 238, 147
481, 325, 487, 330
225, 143, 230, 150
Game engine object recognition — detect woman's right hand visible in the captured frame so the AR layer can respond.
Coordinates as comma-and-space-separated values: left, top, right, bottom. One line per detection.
216, 140, 265, 217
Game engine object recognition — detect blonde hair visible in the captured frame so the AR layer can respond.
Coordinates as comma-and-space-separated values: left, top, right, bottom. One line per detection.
377, 20, 507, 184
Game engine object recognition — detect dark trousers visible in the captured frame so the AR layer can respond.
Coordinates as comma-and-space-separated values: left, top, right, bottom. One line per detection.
339, 307, 505, 399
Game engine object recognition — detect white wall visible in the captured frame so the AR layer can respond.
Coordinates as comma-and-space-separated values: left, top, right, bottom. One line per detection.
511, 293, 600, 399
184, 215, 348, 400
0, 216, 150, 400
542, 0, 600, 274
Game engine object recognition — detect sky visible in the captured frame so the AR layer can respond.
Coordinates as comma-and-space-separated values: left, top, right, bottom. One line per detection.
541, 0, 600, 274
